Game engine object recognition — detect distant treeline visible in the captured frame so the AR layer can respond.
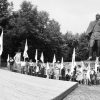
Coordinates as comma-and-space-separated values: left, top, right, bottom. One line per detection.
0, 0, 89, 62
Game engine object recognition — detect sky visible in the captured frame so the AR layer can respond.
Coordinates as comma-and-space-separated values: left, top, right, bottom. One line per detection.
8, 0, 100, 34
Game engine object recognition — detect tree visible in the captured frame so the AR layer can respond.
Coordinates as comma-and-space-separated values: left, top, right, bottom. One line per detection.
0, 0, 12, 28
76, 32, 89, 60
0, 0, 14, 61
0, 0, 90, 62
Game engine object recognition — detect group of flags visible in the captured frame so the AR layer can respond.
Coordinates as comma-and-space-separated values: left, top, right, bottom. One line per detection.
7, 38, 100, 73
0, 25, 97, 81
22, 40, 65, 76
23, 40, 45, 64
5, 31, 100, 76
70, 48, 99, 78
22, 39, 64, 68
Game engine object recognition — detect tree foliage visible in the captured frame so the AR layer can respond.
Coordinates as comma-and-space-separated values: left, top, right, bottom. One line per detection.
1, 0, 89, 62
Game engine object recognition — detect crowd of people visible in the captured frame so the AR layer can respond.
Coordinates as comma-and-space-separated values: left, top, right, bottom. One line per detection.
7, 56, 100, 86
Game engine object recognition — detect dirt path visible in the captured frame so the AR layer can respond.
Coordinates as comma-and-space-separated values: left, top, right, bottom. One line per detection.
64, 85, 100, 100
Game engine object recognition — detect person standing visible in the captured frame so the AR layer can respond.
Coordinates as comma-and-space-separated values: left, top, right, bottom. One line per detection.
76, 65, 83, 84
13, 50, 21, 71
90, 68, 95, 85
9, 57, 14, 71
20, 58, 26, 74
61, 67, 66, 80
54, 61, 60, 80
66, 69, 71, 81
24, 59, 29, 75
96, 69, 100, 84
29, 59, 34, 75
40, 63, 45, 78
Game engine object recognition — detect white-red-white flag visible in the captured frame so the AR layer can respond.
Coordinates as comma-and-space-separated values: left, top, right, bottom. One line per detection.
87, 62, 90, 80
40, 52, 44, 63
53, 54, 56, 64
35, 49, 38, 64
46, 62, 50, 70
53, 54, 56, 67
61, 57, 64, 69
7, 54, 10, 67
0, 29, 3, 56
7, 54, 10, 62
23, 39, 28, 59
70, 48, 76, 74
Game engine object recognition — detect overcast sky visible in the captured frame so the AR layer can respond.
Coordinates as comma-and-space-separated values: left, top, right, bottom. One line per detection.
8, 0, 100, 34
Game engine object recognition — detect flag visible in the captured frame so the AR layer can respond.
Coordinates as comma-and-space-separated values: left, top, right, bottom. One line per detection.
7, 54, 10, 62
81, 61, 84, 73
53, 54, 56, 67
35, 49, 38, 64
14, 52, 21, 63
40, 52, 44, 63
60, 57, 64, 69
87, 62, 90, 80
23, 39, 28, 59
95, 57, 99, 73
7, 54, 10, 68
0, 29, 3, 56
46, 62, 50, 70
53, 54, 56, 64
46, 62, 50, 78
70, 48, 76, 74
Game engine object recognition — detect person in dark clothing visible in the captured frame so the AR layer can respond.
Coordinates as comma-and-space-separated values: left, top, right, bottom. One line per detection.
71, 66, 77, 82
40, 64, 45, 78
90, 69, 96, 85
28, 59, 34, 75
61, 67, 66, 80
24, 59, 29, 75
66, 69, 71, 81
50, 68, 55, 79
9, 57, 14, 71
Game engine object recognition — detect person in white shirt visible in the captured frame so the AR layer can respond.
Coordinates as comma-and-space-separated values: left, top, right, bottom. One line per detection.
21, 58, 26, 74
76, 65, 83, 84
54, 61, 60, 80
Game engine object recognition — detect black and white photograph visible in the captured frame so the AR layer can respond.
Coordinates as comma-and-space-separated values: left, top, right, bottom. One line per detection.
0, 0, 100, 100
